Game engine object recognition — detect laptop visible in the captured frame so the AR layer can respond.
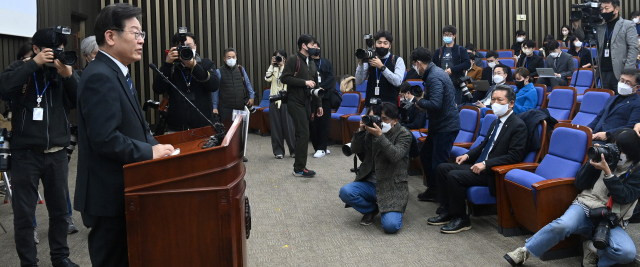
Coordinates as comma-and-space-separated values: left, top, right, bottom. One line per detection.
537, 68, 556, 78
471, 80, 490, 92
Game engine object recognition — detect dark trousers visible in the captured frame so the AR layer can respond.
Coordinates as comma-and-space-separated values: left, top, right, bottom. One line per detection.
82, 213, 129, 267
310, 98, 331, 151
600, 70, 618, 93
420, 130, 459, 188
218, 106, 234, 124
537, 77, 568, 91
288, 101, 310, 171
269, 102, 296, 156
10, 149, 70, 266
436, 163, 493, 215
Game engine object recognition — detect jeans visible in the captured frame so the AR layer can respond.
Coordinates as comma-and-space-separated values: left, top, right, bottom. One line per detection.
32, 191, 73, 228
525, 205, 636, 267
420, 131, 459, 188
338, 181, 403, 234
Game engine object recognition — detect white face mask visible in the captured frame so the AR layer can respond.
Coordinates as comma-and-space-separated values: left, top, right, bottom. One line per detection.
192, 49, 197, 56
522, 49, 533, 55
562, 30, 569, 36
381, 122, 392, 133
617, 82, 634, 95
517, 37, 525, 43
493, 74, 505, 84
413, 64, 420, 75
488, 62, 496, 69
549, 52, 559, 58
633, 18, 639, 24
492, 103, 510, 117
574, 41, 583, 48
226, 58, 237, 67
618, 153, 628, 166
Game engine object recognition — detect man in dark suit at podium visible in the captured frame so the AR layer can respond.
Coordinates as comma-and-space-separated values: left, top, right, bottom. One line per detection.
74, 3, 175, 266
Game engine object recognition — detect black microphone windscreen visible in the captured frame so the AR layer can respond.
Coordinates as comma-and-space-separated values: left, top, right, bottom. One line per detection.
149, 63, 158, 70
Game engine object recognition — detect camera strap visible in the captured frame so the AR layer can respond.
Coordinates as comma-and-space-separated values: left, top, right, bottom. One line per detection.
180, 70, 193, 91
32, 72, 49, 108
293, 56, 301, 77
237, 65, 249, 98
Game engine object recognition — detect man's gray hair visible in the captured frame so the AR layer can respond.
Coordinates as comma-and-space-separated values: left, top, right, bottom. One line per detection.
80, 36, 98, 57
493, 84, 516, 103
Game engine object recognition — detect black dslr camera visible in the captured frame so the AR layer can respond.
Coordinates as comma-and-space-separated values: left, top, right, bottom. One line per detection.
50, 26, 77, 66
571, 1, 603, 42
369, 97, 383, 106
588, 143, 620, 167
590, 207, 619, 250
362, 115, 381, 128
453, 76, 474, 100
273, 55, 283, 66
176, 27, 194, 61
143, 100, 169, 136
0, 128, 11, 171
269, 90, 288, 103
355, 34, 375, 61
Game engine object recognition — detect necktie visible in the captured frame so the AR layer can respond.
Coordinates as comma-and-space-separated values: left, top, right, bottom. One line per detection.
126, 73, 134, 95
476, 120, 502, 164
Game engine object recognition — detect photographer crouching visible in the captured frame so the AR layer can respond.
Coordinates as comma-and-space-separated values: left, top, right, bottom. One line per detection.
504, 129, 640, 267
339, 103, 412, 234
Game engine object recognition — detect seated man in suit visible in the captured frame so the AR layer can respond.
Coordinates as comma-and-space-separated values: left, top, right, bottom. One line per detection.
516, 40, 545, 77
339, 103, 413, 234
400, 84, 427, 130
481, 50, 514, 87
537, 41, 576, 90
473, 65, 510, 107
588, 69, 640, 144
427, 85, 528, 234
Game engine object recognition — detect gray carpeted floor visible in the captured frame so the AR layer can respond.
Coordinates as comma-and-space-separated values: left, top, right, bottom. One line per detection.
1, 132, 640, 266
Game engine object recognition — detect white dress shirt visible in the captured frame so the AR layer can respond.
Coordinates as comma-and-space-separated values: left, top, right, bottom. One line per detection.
99, 50, 129, 77
355, 52, 405, 87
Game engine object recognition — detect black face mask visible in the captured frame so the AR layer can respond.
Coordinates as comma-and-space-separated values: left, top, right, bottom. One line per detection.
307, 48, 320, 57
601, 11, 615, 21
375, 47, 389, 57
515, 80, 526, 89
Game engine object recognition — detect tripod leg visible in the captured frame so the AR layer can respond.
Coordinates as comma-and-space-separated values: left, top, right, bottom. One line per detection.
37, 190, 44, 204
2, 172, 11, 203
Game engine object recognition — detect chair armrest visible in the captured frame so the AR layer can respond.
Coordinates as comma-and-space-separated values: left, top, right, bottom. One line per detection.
532, 177, 575, 191
455, 142, 474, 148
417, 136, 427, 143
339, 113, 359, 119
492, 163, 539, 175
557, 119, 571, 123
257, 107, 268, 112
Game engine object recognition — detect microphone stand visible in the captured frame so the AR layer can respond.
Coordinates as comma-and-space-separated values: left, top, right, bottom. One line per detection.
149, 63, 225, 148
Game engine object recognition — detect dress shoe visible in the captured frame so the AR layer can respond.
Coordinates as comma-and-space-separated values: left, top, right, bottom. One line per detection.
436, 205, 446, 215
53, 258, 80, 267
67, 217, 78, 234
243, 156, 248, 162
440, 216, 472, 234
417, 187, 438, 202
504, 246, 529, 266
427, 213, 452, 226
360, 206, 379, 226
33, 228, 39, 244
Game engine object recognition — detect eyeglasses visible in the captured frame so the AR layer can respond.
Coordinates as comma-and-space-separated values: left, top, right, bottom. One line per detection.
619, 78, 637, 87
111, 29, 146, 40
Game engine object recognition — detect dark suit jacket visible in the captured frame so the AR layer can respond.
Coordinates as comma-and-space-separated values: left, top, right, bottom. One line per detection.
481, 63, 514, 86
544, 52, 575, 80
74, 52, 159, 217
516, 54, 545, 77
465, 112, 528, 196
587, 93, 640, 134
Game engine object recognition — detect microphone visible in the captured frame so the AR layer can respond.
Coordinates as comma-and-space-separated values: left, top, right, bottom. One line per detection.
149, 63, 225, 148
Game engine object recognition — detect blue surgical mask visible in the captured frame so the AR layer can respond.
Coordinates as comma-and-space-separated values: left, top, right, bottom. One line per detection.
443, 37, 453, 44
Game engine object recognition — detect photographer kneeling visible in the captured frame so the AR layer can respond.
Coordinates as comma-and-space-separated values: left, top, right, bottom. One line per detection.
338, 103, 412, 234
504, 129, 640, 267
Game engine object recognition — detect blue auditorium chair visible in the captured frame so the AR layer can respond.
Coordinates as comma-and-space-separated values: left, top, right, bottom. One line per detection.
533, 49, 540, 56
450, 112, 497, 158
499, 58, 515, 68
502, 123, 592, 258
497, 49, 514, 58
251, 88, 270, 134
330, 92, 362, 144
406, 79, 424, 89
569, 68, 594, 102
542, 86, 577, 120
356, 80, 367, 99
565, 89, 613, 126
533, 84, 547, 109
452, 106, 480, 146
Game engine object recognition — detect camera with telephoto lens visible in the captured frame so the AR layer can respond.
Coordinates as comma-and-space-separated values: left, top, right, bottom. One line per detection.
369, 97, 383, 106
589, 207, 619, 250
176, 27, 194, 61
362, 115, 381, 128
273, 55, 283, 66
0, 128, 11, 171
588, 143, 620, 167
355, 34, 376, 61
453, 76, 474, 100
143, 100, 169, 136
269, 90, 288, 103
571, 1, 602, 42
246, 104, 256, 114
50, 26, 77, 66
310, 88, 325, 98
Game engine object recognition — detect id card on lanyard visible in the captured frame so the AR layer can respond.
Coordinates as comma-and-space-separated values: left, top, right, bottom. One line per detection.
604, 27, 613, 58
317, 59, 322, 83
33, 72, 49, 121
375, 57, 390, 96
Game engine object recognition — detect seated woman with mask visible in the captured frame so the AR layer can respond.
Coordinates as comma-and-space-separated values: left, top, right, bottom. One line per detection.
512, 68, 538, 114
504, 129, 640, 267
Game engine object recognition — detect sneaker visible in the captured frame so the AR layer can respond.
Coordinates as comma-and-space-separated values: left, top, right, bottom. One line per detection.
313, 150, 326, 158
34, 228, 39, 244
582, 241, 598, 267
360, 206, 379, 226
326, 149, 330, 154
290, 153, 295, 158
67, 217, 78, 234
504, 247, 529, 266
275, 154, 284, 159
293, 168, 316, 177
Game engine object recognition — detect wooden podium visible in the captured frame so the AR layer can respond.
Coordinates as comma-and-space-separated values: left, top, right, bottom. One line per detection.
123, 116, 249, 267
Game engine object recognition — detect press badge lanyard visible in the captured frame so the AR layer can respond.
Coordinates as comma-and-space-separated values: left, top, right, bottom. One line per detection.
524, 57, 530, 68
180, 70, 193, 91
375, 56, 390, 95
317, 59, 322, 83
33, 72, 49, 108
604, 27, 614, 57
